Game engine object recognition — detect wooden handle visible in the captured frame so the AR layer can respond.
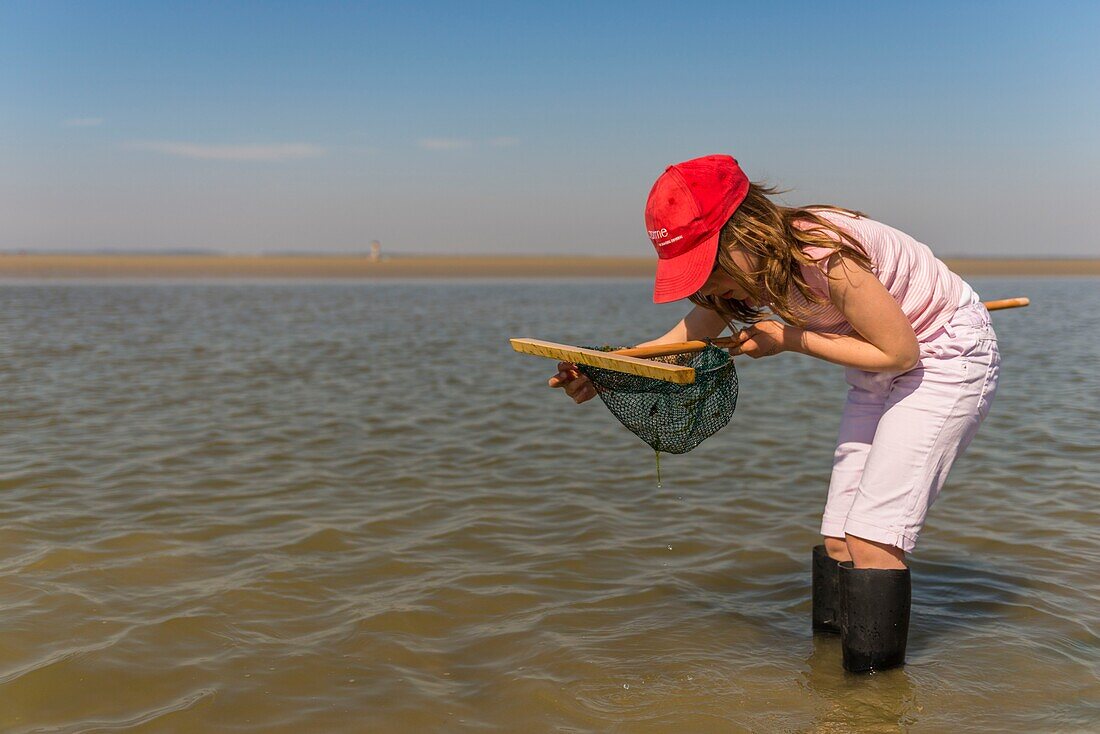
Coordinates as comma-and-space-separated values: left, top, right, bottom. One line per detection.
615, 340, 714, 359
614, 296, 1030, 360
983, 297, 1029, 311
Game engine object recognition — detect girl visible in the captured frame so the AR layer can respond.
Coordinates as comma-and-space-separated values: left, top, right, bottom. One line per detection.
548, 154, 1000, 672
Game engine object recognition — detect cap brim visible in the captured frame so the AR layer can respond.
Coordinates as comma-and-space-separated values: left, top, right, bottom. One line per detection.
652, 231, 719, 303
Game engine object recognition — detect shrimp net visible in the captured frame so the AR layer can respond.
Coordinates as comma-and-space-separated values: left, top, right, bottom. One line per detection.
575, 345, 738, 457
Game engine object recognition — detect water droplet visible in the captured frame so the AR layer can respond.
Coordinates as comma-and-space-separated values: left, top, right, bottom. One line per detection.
666, 544, 673, 550
623, 683, 630, 689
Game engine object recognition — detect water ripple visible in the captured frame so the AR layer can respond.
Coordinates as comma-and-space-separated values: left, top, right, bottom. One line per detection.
0, 279, 1096, 732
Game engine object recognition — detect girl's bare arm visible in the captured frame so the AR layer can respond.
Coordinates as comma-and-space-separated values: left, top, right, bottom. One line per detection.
733, 254, 920, 372
633, 305, 729, 348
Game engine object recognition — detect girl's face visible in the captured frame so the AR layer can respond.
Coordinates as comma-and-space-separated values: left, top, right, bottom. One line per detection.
695, 247, 758, 300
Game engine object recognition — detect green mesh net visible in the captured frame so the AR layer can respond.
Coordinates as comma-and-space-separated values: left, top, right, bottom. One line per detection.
576, 345, 738, 456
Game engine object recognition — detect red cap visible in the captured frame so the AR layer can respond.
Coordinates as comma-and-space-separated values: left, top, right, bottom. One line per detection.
645, 155, 749, 303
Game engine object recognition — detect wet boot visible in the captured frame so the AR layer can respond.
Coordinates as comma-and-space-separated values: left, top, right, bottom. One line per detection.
811, 545, 841, 633
838, 561, 911, 673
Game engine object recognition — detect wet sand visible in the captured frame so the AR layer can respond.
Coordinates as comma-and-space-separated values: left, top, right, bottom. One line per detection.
0, 254, 654, 279
0, 253, 1097, 279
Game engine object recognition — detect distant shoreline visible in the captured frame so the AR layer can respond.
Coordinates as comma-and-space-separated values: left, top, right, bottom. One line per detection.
0, 253, 1097, 279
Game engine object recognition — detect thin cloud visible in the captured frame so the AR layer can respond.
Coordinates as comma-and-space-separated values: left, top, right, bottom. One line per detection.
64, 117, 104, 127
418, 138, 473, 151
488, 136, 519, 147
124, 141, 325, 161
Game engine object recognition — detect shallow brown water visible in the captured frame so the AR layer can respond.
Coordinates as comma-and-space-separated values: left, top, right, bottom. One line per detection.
0, 278, 1097, 732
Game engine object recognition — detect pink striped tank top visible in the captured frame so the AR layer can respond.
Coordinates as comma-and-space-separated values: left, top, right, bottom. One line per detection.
782, 209, 974, 342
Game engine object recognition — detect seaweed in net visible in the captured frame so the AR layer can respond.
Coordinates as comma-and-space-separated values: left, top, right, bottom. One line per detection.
576, 345, 738, 484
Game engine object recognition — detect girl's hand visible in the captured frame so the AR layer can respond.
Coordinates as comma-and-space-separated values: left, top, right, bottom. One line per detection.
548, 361, 597, 404
729, 320, 792, 359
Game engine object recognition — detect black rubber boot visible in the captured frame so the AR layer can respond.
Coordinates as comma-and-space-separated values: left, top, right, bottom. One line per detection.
811, 545, 841, 633
838, 561, 911, 673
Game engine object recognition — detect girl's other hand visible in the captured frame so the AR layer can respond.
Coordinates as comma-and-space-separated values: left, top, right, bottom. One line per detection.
729, 320, 791, 359
548, 361, 597, 404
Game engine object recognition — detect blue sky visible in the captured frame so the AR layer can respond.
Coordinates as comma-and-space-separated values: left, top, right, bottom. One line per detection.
1, 1, 1097, 256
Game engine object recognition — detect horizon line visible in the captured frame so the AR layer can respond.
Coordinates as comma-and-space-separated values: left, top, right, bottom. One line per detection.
2, 249, 1099, 262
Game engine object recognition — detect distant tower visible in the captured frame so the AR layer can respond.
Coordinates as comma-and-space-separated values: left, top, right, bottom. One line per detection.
369, 240, 382, 262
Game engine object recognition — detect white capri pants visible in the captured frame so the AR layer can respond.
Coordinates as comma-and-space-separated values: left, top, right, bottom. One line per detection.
819, 301, 1000, 552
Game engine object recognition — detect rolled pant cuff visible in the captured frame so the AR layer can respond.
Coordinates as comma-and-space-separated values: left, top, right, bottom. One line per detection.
842, 515, 917, 553
819, 515, 849, 540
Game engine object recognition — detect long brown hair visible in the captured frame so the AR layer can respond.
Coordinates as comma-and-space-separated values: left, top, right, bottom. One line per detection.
689, 182, 873, 328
